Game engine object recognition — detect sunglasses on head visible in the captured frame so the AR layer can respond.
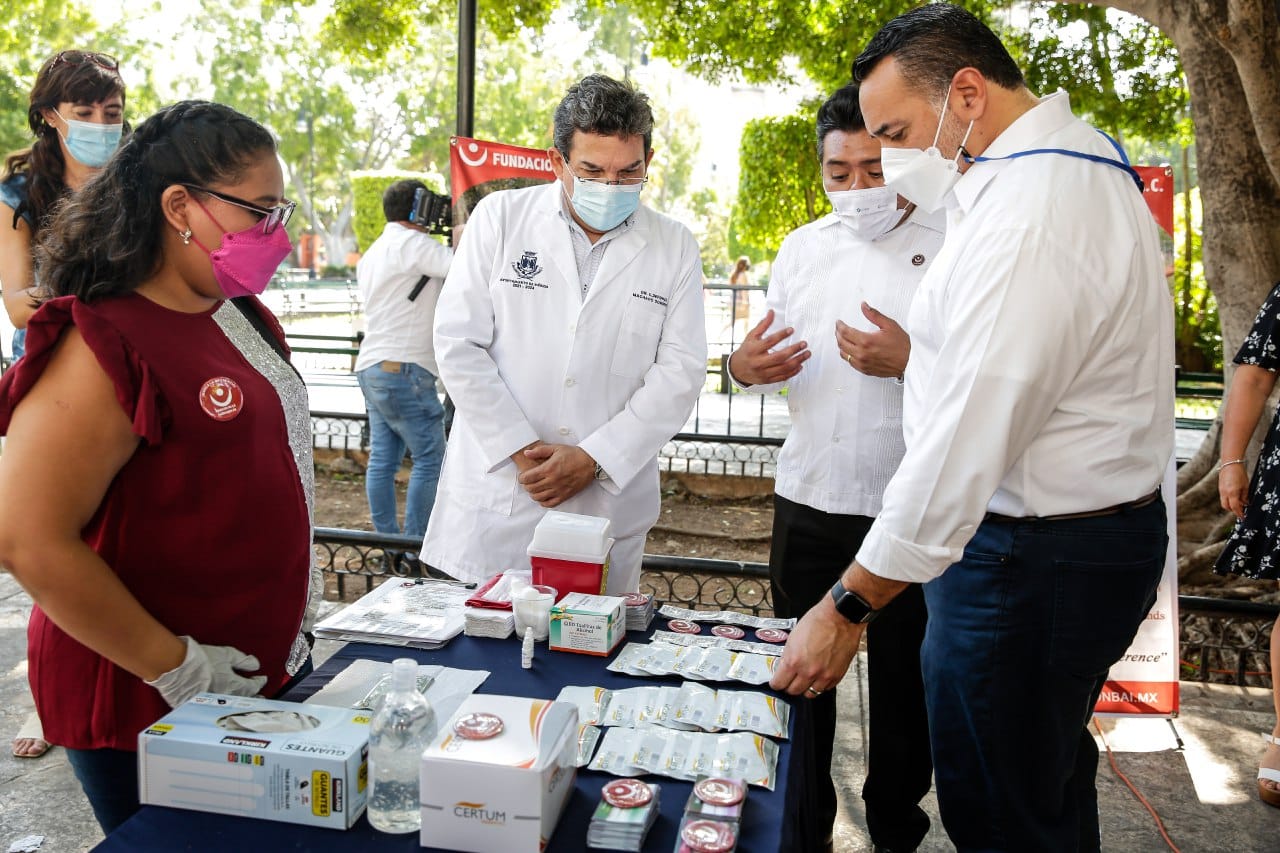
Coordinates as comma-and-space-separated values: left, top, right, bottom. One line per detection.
183, 185, 296, 235
52, 50, 119, 72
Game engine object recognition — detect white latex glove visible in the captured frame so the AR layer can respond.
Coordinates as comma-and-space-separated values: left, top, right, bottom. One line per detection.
145, 635, 268, 708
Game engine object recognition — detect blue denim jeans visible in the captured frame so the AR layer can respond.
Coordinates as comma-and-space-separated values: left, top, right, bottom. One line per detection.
357, 362, 445, 539
65, 746, 140, 833
922, 498, 1166, 852
11, 328, 24, 361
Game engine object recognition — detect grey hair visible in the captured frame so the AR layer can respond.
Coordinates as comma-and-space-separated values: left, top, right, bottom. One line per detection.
553, 74, 653, 157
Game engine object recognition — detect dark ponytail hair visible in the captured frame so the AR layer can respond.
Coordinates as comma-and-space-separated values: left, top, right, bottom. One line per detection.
37, 100, 277, 303
3, 50, 126, 234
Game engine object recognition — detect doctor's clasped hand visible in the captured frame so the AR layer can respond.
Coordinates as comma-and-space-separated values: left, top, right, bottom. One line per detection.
517, 442, 599, 507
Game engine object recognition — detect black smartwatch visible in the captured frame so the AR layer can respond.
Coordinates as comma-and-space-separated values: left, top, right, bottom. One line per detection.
829, 580, 880, 624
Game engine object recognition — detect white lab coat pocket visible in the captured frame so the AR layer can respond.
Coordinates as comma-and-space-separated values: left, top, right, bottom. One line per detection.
610, 304, 665, 378
449, 465, 518, 516
438, 428, 519, 517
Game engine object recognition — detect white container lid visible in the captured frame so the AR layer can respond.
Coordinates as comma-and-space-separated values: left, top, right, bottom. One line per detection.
527, 511, 612, 561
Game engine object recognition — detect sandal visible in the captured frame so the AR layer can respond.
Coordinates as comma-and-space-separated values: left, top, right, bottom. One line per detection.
11, 711, 50, 759
1260, 733, 1280, 808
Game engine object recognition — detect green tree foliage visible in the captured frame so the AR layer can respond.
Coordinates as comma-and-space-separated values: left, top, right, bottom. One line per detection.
1016, 4, 1187, 143
313, 0, 557, 62
647, 0, 1189, 267
1171, 185, 1221, 373
732, 110, 823, 256
0, 0, 163, 159
350, 170, 443, 252
185, 0, 453, 263
584, 1, 1185, 141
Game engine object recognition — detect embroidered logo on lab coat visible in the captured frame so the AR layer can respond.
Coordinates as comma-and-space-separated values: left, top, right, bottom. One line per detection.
512, 251, 544, 280
199, 377, 244, 421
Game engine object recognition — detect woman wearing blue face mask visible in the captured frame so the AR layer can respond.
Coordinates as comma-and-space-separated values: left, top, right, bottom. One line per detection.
0, 49, 124, 763
0, 50, 125, 354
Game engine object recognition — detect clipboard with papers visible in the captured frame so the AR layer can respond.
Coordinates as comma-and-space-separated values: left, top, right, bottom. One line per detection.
312, 578, 472, 649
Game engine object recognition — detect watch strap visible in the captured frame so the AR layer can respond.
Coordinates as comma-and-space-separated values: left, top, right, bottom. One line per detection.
829, 580, 879, 624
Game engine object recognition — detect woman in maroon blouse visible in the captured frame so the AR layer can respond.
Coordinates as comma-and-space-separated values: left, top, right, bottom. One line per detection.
0, 100, 317, 833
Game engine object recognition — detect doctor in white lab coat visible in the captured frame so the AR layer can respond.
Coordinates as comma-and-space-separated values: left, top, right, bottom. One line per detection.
422, 74, 707, 592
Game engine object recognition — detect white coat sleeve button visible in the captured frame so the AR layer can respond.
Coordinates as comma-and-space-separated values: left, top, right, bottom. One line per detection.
565, 378, 576, 387
558, 426, 570, 435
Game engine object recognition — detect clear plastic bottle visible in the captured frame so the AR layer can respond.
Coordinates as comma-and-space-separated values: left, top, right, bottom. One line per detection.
367, 658, 436, 834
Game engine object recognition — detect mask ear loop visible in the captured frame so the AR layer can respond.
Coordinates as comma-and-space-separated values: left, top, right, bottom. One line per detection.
931, 86, 951, 150
935, 86, 976, 166
183, 195, 228, 255
955, 121, 975, 165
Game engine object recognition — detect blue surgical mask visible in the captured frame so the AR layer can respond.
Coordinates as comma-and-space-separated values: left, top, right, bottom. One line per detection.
54, 110, 123, 168
563, 165, 644, 232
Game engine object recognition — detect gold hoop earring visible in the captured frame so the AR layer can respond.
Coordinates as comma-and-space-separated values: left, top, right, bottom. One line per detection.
181, 228, 192, 245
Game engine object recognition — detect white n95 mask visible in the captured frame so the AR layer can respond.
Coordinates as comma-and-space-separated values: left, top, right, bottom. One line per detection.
881, 87, 974, 213
826, 185, 901, 241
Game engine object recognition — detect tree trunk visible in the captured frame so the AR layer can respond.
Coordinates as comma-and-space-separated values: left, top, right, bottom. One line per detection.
322, 199, 356, 272
1074, 1, 1280, 582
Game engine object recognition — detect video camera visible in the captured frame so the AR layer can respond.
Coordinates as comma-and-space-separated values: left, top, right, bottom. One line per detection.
409, 186, 453, 238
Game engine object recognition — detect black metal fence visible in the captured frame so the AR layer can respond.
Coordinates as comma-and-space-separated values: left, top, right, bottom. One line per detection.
1179, 596, 1276, 688
313, 527, 774, 616
313, 528, 1273, 687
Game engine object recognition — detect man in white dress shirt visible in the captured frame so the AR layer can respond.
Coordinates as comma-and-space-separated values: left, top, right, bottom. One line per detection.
422, 74, 706, 591
771, 6, 1174, 852
729, 84, 941, 853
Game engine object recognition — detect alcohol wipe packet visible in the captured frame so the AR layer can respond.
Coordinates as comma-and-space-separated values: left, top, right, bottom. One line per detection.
589, 727, 646, 776
712, 731, 780, 791
556, 685, 612, 725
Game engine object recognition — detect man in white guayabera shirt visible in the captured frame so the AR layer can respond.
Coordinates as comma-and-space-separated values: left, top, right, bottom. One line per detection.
771, 5, 1173, 853
728, 83, 941, 853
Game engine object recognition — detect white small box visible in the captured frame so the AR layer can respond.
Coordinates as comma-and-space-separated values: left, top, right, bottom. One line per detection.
420, 695, 578, 852
548, 593, 626, 656
138, 693, 369, 829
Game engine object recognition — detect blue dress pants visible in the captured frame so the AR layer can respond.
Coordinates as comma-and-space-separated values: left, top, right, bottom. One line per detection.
922, 499, 1166, 852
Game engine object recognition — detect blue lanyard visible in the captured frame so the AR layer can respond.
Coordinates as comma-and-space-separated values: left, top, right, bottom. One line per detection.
967, 130, 1144, 192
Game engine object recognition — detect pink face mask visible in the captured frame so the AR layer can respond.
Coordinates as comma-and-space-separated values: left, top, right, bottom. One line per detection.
188, 197, 293, 298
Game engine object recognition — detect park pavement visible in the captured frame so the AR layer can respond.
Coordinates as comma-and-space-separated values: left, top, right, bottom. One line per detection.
1, 570, 1276, 852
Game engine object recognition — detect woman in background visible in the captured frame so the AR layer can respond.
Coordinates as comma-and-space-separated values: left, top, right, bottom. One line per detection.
0, 49, 125, 760
1216, 280, 1280, 809
0, 49, 125, 355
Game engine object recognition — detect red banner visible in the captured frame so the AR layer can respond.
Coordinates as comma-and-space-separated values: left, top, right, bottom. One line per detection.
1135, 165, 1175, 236
450, 136, 557, 224
1096, 680, 1179, 716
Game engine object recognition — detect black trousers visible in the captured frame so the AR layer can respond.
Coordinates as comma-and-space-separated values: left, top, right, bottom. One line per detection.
769, 495, 933, 852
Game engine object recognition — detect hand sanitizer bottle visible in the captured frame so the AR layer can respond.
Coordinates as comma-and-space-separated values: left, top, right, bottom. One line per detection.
368, 658, 436, 833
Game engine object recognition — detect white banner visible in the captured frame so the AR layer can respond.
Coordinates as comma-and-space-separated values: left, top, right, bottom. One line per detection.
1094, 457, 1180, 716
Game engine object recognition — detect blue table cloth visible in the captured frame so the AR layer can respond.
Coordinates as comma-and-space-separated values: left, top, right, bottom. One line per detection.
95, 628, 813, 852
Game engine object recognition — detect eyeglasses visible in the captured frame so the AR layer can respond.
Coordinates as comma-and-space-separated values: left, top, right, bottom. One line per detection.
564, 163, 648, 187
52, 51, 119, 72
184, 185, 296, 234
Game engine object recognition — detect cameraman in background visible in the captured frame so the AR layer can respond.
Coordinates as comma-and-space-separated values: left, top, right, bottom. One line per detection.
354, 180, 453, 550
